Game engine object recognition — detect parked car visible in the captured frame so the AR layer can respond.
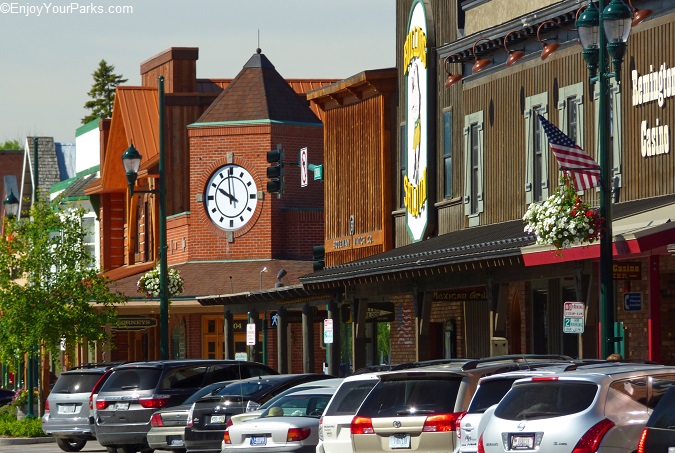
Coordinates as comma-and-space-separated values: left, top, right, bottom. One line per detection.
479, 362, 675, 453
147, 380, 235, 453
221, 387, 336, 453
317, 371, 384, 453
228, 377, 344, 425
94, 360, 277, 453
183, 374, 333, 453
349, 355, 576, 453
637, 381, 675, 453
0, 388, 15, 406
41, 363, 121, 452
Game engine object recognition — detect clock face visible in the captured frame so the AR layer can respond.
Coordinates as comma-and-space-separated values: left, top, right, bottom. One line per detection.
205, 164, 259, 231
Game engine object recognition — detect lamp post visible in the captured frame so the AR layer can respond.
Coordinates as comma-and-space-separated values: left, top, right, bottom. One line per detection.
576, 0, 633, 358
122, 76, 169, 360
3, 191, 19, 219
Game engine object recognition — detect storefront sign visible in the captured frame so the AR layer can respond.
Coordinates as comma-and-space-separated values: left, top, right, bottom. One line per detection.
432, 287, 487, 302
325, 230, 384, 252
404, 0, 430, 242
114, 316, 157, 331
623, 292, 642, 311
632, 63, 672, 158
613, 262, 642, 280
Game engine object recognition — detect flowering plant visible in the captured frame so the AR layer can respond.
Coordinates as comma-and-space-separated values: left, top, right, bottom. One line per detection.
523, 174, 604, 250
137, 266, 184, 298
11, 387, 38, 408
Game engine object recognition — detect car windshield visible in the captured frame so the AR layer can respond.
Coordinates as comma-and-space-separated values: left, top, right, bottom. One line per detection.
260, 393, 332, 418
358, 377, 462, 417
51, 373, 103, 394
184, 381, 232, 404
494, 381, 598, 420
468, 378, 520, 413
103, 368, 162, 391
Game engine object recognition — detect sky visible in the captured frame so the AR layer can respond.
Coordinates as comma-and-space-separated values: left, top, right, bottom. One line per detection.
0, 0, 395, 144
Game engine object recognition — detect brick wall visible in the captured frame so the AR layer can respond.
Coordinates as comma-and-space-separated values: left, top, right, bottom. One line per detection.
390, 294, 416, 364
430, 300, 466, 358
167, 213, 190, 265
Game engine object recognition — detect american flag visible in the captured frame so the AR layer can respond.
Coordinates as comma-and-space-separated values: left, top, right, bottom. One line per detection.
538, 114, 601, 191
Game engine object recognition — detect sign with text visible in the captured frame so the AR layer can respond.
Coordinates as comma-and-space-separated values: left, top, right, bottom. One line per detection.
623, 292, 643, 311
563, 301, 585, 334
323, 319, 334, 344
613, 262, 642, 280
114, 316, 157, 331
246, 323, 256, 345
300, 147, 308, 188
432, 287, 487, 302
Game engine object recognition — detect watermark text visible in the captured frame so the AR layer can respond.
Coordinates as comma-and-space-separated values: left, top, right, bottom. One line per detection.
0, 2, 134, 16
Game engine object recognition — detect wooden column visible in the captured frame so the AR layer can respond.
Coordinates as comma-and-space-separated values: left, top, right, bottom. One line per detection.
302, 304, 314, 373
276, 307, 288, 373
223, 310, 234, 360
415, 290, 432, 362
352, 298, 368, 372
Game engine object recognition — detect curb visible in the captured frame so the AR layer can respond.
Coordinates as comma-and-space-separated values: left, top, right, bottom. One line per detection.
0, 436, 55, 446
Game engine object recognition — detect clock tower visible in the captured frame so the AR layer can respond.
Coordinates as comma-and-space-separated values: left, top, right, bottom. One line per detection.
187, 49, 325, 262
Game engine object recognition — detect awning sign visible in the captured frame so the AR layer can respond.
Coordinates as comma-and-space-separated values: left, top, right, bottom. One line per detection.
114, 316, 157, 331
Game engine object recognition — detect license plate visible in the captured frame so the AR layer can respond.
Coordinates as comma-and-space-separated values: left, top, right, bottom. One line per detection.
211, 415, 226, 424
58, 404, 77, 414
389, 434, 411, 449
511, 435, 534, 450
168, 437, 184, 447
250, 436, 267, 446
114, 402, 129, 410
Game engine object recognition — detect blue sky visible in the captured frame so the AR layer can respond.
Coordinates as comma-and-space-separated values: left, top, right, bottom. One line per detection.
0, 0, 395, 144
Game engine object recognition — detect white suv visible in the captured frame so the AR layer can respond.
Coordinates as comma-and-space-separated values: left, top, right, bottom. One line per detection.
479, 362, 675, 453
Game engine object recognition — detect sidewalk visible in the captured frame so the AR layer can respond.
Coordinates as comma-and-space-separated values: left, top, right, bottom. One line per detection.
0, 436, 55, 446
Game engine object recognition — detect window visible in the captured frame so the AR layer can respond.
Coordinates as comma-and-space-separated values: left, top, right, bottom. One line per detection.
594, 78, 623, 192
525, 93, 550, 204
463, 111, 484, 226
442, 109, 453, 198
82, 216, 96, 269
400, 123, 407, 208
558, 83, 584, 145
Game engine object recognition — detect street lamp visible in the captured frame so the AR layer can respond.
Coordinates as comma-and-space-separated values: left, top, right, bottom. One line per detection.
576, 0, 633, 358
260, 266, 268, 290
3, 191, 19, 219
122, 76, 169, 360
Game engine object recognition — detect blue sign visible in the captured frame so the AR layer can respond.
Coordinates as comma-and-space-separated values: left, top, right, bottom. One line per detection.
623, 292, 642, 311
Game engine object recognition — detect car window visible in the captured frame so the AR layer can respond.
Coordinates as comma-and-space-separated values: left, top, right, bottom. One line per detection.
183, 381, 232, 404
259, 385, 323, 409
324, 380, 378, 416
51, 373, 103, 393
609, 377, 648, 406
647, 375, 675, 409
647, 386, 675, 428
261, 394, 331, 418
468, 378, 519, 413
216, 380, 275, 398
160, 366, 209, 390
104, 368, 162, 391
494, 381, 597, 420
248, 365, 275, 377
358, 377, 462, 417
210, 364, 244, 382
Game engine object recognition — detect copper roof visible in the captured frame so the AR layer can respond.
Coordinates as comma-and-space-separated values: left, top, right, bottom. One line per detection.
194, 50, 322, 126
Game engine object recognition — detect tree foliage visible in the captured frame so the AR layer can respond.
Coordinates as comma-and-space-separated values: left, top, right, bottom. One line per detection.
82, 59, 128, 124
0, 140, 21, 150
0, 194, 126, 365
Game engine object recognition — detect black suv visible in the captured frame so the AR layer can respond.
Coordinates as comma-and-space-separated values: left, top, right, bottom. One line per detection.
637, 380, 675, 453
94, 360, 277, 453
184, 374, 333, 453
41, 362, 121, 452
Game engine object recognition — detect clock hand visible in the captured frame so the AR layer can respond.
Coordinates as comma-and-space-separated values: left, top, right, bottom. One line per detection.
218, 187, 239, 203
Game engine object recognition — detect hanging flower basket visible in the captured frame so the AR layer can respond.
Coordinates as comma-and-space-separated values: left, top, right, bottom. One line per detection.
523, 174, 604, 250
137, 266, 184, 298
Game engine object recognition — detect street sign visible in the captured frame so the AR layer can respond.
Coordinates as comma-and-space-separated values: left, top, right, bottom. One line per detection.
623, 292, 642, 311
563, 301, 585, 334
300, 147, 308, 188
323, 319, 334, 344
246, 323, 256, 345
563, 317, 584, 333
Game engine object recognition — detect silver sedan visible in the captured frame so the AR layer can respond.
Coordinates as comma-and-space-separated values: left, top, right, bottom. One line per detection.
221, 388, 335, 453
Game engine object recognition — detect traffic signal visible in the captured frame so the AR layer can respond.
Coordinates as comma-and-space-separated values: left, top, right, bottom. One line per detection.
312, 245, 325, 271
266, 144, 285, 194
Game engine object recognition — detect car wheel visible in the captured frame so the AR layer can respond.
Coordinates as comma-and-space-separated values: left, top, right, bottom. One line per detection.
119, 447, 138, 453
106, 447, 120, 453
55, 438, 87, 452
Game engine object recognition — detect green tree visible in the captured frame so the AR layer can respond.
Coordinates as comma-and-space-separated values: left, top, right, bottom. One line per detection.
0, 139, 21, 150
0, 194, 126, 365
81, 59, 128, 124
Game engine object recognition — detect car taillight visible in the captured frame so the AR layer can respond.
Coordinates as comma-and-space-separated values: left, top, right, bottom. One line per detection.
187, 403, 195, 427
478, 434, 485, 453
351, 416, 375, 435
223, 428, 231, 444
90, 371, 111, 411
89, 395, 93, 411
225, 417, 233, 428
456, 412, 467, 439
44, 400, 50, 412
319, 416, 324, 441
150, 413, 164, 427
96, 399, 110, 410
423, 412, 464, 432
637, 428, 648, 453
139, 395, 171, 409
287, 427, 311, 442
572, 418, 615, 453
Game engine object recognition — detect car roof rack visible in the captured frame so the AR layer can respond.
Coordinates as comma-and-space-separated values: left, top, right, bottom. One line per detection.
461, 354, 575, 371
562, 359, 660, 372
68, 361, 128, 370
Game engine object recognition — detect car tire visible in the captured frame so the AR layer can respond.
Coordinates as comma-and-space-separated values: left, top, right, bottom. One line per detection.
119, 447, 138, 453
55, 438, 87, 452
106, 447, 120, 453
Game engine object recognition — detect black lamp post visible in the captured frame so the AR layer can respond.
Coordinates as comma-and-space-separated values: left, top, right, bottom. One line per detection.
122, 76, 169, 360
3, 191, 19, 219
576, 0, 633, 358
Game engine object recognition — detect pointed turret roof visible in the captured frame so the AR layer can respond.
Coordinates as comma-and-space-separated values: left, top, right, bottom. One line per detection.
194, 49, 321, 125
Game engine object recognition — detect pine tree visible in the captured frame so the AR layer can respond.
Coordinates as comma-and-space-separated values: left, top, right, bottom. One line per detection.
81, 59, 128, 124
